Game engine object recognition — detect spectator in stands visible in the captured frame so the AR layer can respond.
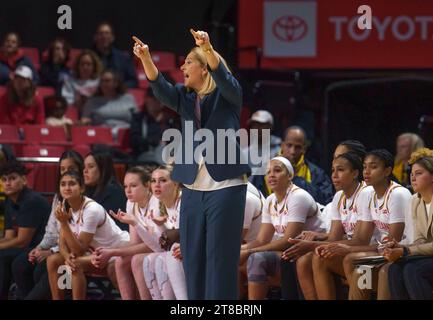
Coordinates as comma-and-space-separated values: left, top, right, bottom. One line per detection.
81, 69, 137, 137
39, 37, 71, 93
45, 95, 74, 140
393, 132, 424, 189
46, 170, 129, 300
61, 49, 102, 115
244, 110, 281, 162
83, 151, 127, 230
93, 22, 138, 88
281, 126, 333, 205
0, 32, 38, 85
239, 157, 322, 300
0, 65, 45, 125
93, 166, 161, 299
384, 148, 433, 300
11, 150, 83, 300
243, 110, 281, 196
130, 89, 179, 164
0, 161, 50, 299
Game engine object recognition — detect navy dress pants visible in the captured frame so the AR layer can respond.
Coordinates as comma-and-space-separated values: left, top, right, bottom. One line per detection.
180, 184, 246, 300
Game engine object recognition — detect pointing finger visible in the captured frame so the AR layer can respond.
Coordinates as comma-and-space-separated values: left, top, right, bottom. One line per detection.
189, 28, 198, 38
132, 35, 145, 46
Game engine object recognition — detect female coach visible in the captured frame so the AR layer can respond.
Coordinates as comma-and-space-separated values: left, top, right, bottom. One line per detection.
132, 29, 250, 299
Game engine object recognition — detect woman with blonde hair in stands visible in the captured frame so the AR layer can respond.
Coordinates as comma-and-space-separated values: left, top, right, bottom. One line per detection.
91, 165, 162, 300
384, 148, 433, 300
46, 170, 129, 300
239, 156, 322, 300
393, 133, 424, 188
61, 49, 103, 115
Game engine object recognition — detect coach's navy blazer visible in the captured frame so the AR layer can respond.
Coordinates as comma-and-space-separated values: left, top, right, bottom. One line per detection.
149, 62, 251, 184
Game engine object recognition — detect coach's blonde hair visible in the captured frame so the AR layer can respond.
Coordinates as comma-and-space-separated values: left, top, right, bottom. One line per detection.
189, 46, 230, 96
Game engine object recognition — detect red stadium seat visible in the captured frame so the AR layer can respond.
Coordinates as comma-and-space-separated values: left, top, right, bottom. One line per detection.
168, 70, 184, 84
177, 55, 185, 66
134, 51, 176, 72
116, 127, 131, 152
36, 87, 56, 100
65, 106, 78, 121
71, 126, 114, 146
22, 125, 71, 146
0, 85, 6, 97
151, 51, 176, 71
135, 51, 176, 89
67, 48, 82, 69
128, 88, 146, 109
72, 144, 91, 158
21, 47, 40, 71
0, 124, 24, 155
24, 162, 58, 194
22, 145, 65, 157
42, 48, 81, 69
136, 69, 150, 90
0, 125, 21, 143
114, 163, 127, 183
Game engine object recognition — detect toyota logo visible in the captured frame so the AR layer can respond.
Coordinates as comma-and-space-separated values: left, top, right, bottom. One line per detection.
272, 15, 308, 42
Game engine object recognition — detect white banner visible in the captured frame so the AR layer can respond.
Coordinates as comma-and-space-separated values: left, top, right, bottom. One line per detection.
264, 0, 317, 57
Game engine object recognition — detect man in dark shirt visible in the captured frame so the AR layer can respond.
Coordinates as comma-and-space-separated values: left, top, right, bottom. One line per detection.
0, 161, 50, 299
93, 22, 138, 88
281, 126, 334, 205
